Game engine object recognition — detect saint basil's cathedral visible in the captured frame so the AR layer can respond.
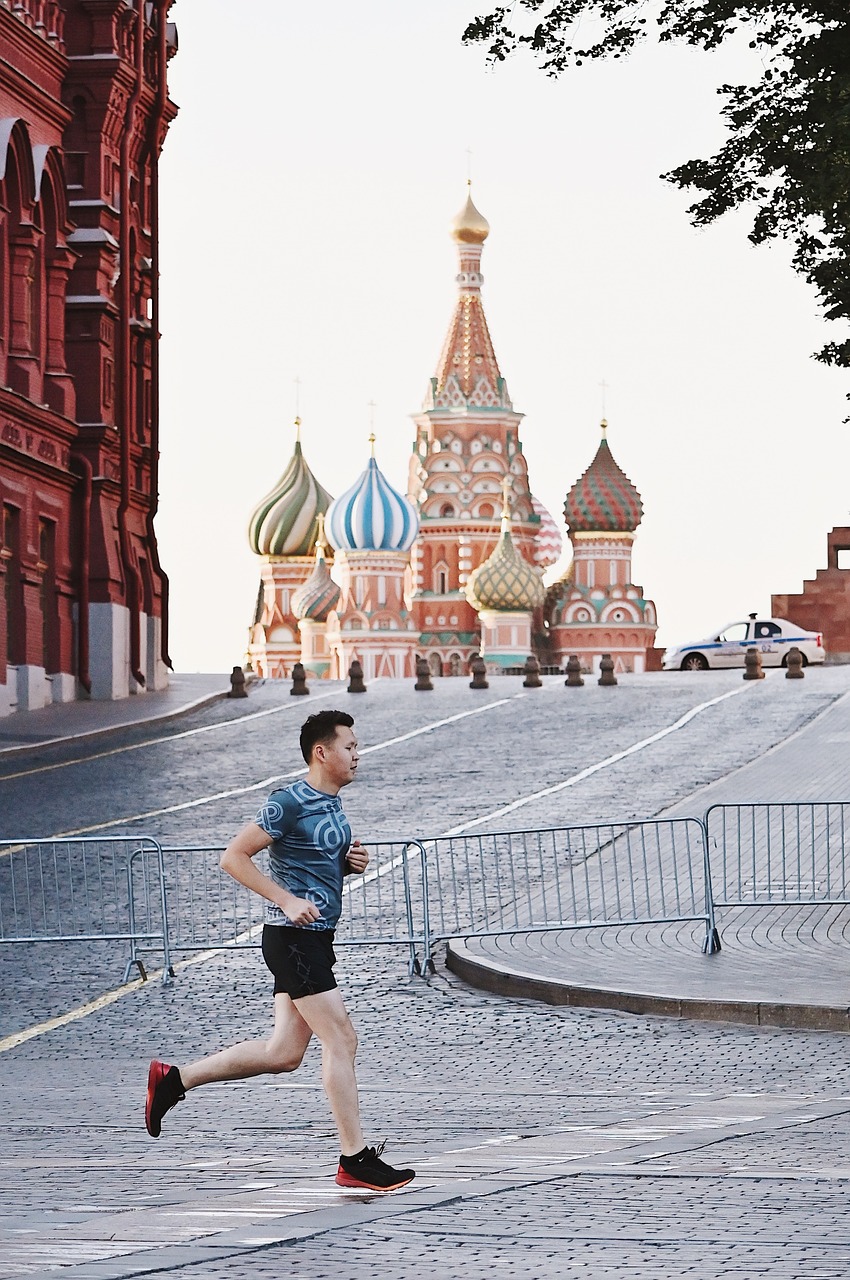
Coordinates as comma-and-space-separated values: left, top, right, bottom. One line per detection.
247, 187, 658, 679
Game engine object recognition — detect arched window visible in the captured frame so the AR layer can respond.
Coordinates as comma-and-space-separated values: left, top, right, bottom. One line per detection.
428, 652, 443, 677
440, 502, 455, 518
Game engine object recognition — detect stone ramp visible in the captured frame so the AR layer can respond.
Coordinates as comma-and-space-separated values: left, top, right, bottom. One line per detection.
449, 684, 850, 1030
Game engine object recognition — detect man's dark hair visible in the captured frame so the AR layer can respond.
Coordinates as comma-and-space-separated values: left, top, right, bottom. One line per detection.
300, 710, 354, 764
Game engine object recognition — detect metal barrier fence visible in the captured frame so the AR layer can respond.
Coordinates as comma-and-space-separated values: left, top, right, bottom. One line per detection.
705, 803, 850, 912
154, 840, 427, 976
418, 817, 718, 970
18, 806, 850, 986
0, 837, 171, 983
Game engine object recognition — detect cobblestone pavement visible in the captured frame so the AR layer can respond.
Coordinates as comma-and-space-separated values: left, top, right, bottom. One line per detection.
3, 670, 850, 1277
4, 949, 850, 1278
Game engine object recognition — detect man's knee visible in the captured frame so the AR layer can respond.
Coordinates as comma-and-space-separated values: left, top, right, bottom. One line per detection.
266, 1043, 305, 1074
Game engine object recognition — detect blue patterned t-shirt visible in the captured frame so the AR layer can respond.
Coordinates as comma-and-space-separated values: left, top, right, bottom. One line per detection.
255, 780, 352, 930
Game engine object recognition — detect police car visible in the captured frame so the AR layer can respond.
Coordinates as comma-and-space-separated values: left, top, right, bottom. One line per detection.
662, 615, 826, 671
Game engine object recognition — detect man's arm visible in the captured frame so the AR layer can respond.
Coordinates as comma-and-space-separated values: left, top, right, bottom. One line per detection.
220, 822, 321, 926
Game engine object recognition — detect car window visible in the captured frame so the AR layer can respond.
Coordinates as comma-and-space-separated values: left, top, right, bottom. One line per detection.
753, 621, 781, 639
719, 623, 748, 642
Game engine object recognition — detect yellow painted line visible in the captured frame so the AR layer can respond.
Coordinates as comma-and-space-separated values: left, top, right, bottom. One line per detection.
0, 944, 241, 1054
0, 688, 341, 784
0, 837, 425, 1053
48, 696, 523, 839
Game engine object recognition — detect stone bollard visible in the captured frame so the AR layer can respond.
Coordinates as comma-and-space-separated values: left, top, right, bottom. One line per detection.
347, 659, 366, 693
469, 655, 489, 690
228, 665, 248, 698
743, 648, 765, 680
290, 662, 309, 695
414, 656, 433, 691
522, 654, 542, 688
565, 655, 584, 688
785, 646, 805, 679
598, 653, 617, 686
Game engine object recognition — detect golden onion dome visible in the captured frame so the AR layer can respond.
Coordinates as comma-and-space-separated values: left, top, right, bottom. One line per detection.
466, 484, 545, 613
451, 185, 490, 244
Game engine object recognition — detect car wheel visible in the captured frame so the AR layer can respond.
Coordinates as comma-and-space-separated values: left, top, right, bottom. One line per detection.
681, 653, 709, 671
781, 652, 809, 668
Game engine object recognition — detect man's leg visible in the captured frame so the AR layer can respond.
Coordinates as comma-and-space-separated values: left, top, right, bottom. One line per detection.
146, 995, 312, 1137
293, 987, 363, 1156
181, 993, 313, 1087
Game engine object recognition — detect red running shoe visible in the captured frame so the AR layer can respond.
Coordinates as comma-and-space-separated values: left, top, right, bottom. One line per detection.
145, 1059, 185, 1138
335, 1142, 415, 1191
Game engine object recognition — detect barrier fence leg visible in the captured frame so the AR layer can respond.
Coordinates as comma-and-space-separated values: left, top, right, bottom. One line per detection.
701, 818, 722, 955
123, 851, 148, 984
401, 842, 422, 977
157, 843, 175, 985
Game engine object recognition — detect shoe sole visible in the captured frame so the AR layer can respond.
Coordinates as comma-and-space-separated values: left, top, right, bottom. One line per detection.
145, 1059, 167, 1138
335, 1168, 415, 1191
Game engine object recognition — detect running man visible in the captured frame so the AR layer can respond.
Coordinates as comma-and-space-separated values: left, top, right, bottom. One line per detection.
145, 709, 414, 1192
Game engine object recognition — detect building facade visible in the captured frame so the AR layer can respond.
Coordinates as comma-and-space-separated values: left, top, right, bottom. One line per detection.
772, 527, 850, 664
0, 0, 177, 715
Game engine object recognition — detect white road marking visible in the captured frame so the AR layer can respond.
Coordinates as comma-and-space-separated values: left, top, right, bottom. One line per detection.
0, 688, 341, 784
47, 696, 523, 838
438, 684, 751, 837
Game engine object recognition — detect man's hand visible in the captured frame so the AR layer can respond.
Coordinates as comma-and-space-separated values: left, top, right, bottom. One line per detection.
345, 840, 369, 875
281, 893, 321, 926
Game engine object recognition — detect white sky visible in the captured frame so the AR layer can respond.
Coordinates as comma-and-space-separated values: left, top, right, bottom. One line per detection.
156, 1, 849, 673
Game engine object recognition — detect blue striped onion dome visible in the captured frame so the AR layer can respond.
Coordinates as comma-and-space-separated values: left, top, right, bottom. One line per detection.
325, 455, 418, 553
292, 520, 341, 622
466, 520, 546, 612
247, 432, 333, 557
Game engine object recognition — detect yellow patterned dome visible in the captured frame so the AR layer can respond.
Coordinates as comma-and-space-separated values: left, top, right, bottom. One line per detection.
451, 185, 490, 244
466, 485, 545, 612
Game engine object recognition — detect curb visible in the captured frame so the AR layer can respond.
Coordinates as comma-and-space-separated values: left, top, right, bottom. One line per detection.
445, 939, 850, 1034
0, 687, 229, 757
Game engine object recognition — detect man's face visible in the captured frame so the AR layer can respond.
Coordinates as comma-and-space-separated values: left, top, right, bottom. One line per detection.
316, 725, 359, 789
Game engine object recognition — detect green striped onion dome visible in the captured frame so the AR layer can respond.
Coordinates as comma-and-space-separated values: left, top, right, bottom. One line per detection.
563, 426, 643, 534
247, 437, 333, 557
292, 521, 340, 622
466, 522, 546, 613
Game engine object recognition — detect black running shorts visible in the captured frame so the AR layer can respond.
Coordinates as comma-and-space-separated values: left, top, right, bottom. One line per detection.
261, 924, 337, 999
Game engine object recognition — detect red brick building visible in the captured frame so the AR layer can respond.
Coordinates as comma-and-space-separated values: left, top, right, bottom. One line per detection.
772, 527, 850, 664
0, 0, 176, 716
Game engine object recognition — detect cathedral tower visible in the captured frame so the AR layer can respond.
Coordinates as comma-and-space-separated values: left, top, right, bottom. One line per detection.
325, 440, 419, 681
408, 187, 558, 676
246, 422, 332, 678
466, 480, 546, 668
548, 421, 657, 673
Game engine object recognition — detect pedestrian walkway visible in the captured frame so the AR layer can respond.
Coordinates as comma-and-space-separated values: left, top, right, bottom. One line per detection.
450, 678, 850, 1030
0, 672, 231, 753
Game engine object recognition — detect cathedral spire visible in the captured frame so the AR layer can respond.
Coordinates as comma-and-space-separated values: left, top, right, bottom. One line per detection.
426, 187, 510, 411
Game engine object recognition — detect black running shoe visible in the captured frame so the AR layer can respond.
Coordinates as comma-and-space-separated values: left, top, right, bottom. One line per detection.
336, 1141, 415, 1191
145, 1060, 185, 1137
